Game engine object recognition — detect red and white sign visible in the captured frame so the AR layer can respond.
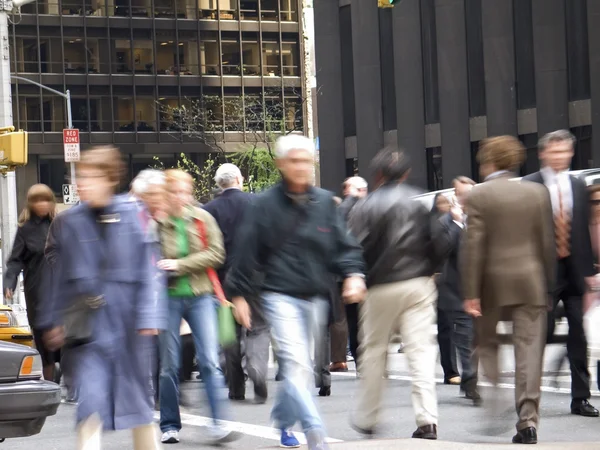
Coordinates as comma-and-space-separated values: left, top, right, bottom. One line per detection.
63, 128, 80, 162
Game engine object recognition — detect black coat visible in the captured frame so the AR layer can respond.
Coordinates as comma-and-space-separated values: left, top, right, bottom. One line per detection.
523, 172, 595, 296
437, 213, 464, 311
3, 215, 52, 326
203, 188, 252, 283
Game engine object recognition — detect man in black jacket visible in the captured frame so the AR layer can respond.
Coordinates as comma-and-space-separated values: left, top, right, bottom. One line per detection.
523, 130, 598, 418
349, 147, 451, 441
437, 176, 480, 405
203, 163, 270, 404
225, 135, 366, 450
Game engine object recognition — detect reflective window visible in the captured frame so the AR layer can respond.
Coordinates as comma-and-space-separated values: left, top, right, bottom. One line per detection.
240, 0, 258, 20
262, 41, 280, 76
199, 0, 237, 19
260, 0, 277, 21
39, 157, 70, 198
133, 39, 154, 74
242, 39, 261, 76
135, 98, 157, 131
281, 41, 299, 76
113, 39, 133, 73
158, 97, 180, 131
63, 38, 100, 74
116, 97, 135, 130
279, 0, 296, 21
222, 39, 241, 76
201, 41, 220, 75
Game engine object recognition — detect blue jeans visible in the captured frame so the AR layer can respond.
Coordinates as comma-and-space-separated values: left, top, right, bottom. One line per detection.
159, 295, 226, 432
262, 292, 328, 433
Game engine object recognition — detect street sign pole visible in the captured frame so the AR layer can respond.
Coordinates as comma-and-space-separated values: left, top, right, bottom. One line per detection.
0, 3, 19, 301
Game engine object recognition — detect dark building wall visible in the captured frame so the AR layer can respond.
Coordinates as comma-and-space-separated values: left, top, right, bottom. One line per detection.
316, 0, 597, 189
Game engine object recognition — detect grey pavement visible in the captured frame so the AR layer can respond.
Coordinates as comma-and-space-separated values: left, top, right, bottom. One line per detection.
6, 343, 600, 450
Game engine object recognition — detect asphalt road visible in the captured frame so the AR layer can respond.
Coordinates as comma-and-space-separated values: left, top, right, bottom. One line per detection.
6, 343, 600, 450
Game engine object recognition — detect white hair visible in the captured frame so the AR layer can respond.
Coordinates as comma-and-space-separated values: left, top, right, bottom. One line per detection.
350, 176, 368, 190
131, 169, 165, 195
214, 163, 242, 189
274, 134, 316, 159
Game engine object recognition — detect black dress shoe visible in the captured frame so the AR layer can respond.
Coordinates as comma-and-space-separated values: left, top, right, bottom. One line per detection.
318, 386, 331, 397
512, 427, 537, 444
571, 400, 599, 417
412, 424, 437, 440
228, 393, 245, 401
254, 382, 268, 404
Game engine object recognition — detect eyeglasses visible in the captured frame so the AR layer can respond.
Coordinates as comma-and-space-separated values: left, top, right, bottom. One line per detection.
591, 200, 600, 205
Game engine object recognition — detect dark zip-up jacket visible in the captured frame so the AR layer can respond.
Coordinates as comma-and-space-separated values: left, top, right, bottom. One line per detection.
225, 182, 366, 300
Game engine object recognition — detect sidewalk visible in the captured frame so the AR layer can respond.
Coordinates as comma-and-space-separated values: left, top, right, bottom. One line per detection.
324, 440, 600, 449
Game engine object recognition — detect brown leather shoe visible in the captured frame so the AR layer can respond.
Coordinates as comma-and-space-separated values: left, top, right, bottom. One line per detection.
329, 362, 348, 372
412, 424, 437, 440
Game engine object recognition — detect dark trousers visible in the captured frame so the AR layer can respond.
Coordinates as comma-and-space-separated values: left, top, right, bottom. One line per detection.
548, 259, 591, 401
346, 303, 360, 365
437, 308, 459, 380
224, 301, 270, 398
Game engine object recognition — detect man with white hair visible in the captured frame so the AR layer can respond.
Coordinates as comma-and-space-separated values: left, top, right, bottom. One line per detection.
203, 163, 271, 404
225, 135, 366, 450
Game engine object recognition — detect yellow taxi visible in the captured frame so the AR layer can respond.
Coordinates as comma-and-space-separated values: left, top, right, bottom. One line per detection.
0, 304, 34, 348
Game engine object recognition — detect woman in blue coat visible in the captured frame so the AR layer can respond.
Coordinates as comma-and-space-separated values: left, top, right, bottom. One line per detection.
40, 146, 166, 450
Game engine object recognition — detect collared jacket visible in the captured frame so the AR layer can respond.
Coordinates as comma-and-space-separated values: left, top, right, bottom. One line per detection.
225, 182, 366, 301
157, 205, 225, 296
349, 182, 452, 287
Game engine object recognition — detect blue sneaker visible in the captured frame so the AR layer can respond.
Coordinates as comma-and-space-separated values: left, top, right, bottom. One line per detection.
280, 429, 300, 448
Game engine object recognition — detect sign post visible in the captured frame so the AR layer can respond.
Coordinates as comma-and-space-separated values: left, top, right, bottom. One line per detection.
62, 184, 79, 205
63, 127, 79, 187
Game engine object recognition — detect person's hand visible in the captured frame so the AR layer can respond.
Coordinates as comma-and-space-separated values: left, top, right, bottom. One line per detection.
44, 326, 65, 351
232, 297, 252, 329
4, 288, 13, 299
464, 299, 482, 317
343, 276, 367, 304
585, 276, 600, 292
157, 259, 179, 271
450, 205, 464, 223
139, 329, 159, 336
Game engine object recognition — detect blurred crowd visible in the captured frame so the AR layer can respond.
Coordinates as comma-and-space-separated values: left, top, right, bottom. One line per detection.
3, 129, 600, 449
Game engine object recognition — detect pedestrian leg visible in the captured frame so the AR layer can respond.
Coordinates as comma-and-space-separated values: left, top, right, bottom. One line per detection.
76, 413, 102, 450
132, 423, 162, 450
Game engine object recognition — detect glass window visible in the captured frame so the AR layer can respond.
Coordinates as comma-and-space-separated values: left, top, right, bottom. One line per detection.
40, 95, 65, 132
133, 39, 154, 74
264, 90, 283, 132
116, 97, 135, 130
158, 97, 180, 131
39, 157, 70, 198
18, 97, 42, 132
202, 94, 224, 132
113, 39, 133, 73
240, 0, 258, 20
224, 96, 244, 131
198, 0, 236, 19
281, 41, 299, 76
284, 96, 303, 132
260, 0, 277, 21
242, 39, 260, 76
97, 96, 113, 131
279, 0, 296, 21
14, 38, 39, 73
132, 154, 176, 176
70, 98, 101, 132
36, 0, 60, 15
60, 0, 103, 16
27, 38, 63, 74
154, 0, 176, 17
130, 0, 152, 17
135, 98, 157, 131
156, 31, 200, 75
262, 42, 280, 76
201, 41, 220, 75
244, 90, 263, 132
63, 38, 101, 74
156, 39, 179, 74
222, 40, 241, 76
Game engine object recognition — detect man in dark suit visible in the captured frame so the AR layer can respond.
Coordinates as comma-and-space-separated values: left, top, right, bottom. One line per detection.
437, 176, 480, 405
462, 136, 556, 444
203, 163, 270, 403
523, 130, 599, 418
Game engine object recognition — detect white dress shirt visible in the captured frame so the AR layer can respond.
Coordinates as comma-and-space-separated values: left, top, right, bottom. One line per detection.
541, 166, 573, 217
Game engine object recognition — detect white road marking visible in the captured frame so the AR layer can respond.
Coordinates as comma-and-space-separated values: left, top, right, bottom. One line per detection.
331, 371, 600, 396
152, 412, 344, 444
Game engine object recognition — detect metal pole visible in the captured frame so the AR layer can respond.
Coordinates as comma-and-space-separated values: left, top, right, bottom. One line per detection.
66, 89, 75, 184
0, 8, 19, 303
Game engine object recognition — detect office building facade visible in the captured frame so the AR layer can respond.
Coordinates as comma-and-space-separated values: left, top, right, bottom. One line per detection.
10, 0, 305, 205
315, 0, 600, 192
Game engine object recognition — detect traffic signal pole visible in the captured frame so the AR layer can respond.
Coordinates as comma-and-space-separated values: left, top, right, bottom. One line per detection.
0, 4, 19, 299
0, 0, 36, 302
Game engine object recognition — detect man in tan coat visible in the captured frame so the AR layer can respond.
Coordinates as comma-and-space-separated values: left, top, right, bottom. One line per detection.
461, 136, 556, 445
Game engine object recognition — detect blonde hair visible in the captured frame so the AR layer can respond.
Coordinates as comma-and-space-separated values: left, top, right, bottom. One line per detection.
477, 136, 525, 172
77, 146, 125, 185
18, 184, 57, 226
165, 169, 193, 190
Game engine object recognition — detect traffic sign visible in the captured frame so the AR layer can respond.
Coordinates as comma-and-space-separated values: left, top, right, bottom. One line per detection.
62, 184, 79, 205
63, 128, 80, 162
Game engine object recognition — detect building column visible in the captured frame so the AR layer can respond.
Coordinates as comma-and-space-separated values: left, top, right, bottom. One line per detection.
392, 1, 426, 189
314, 0, 346, 193
532, 0, 569, 136
481, 0, 518, 137
350, 0, 383, 181
435, 0, 471, 186
588, 1, 600, 165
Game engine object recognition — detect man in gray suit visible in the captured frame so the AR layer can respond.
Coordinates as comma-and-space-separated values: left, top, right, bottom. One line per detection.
461, 136, 556, 445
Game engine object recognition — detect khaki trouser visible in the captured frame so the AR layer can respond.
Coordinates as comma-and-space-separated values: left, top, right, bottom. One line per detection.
77, 414, 162, 450
476, 304, 547, 431
354, 277, 438, 430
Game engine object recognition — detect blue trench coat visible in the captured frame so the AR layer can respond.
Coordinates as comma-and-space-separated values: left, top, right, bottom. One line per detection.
39, 195, 166, 430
